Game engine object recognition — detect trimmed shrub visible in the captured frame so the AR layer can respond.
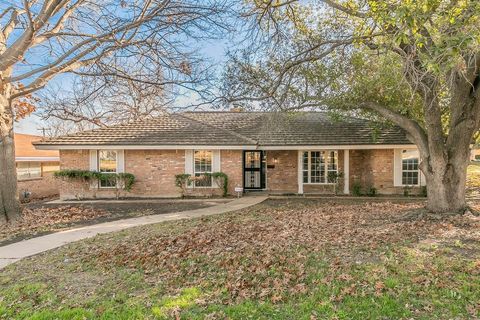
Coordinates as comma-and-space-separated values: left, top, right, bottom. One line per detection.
54, 170, 135, 191
352, 182, 362, 196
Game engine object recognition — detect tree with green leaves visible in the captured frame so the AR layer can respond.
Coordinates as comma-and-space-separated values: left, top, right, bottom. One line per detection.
223, 0, 480, 213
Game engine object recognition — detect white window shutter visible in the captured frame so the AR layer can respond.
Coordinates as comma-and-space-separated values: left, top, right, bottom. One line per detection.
419, 171, 427, 186
89, 150, 98, 190
185, 150, 194, 175
89, 150, 98, 171
185, 150, 194, 188
212, 150, 221, 172
297, 150, 303, 194
212, 150, 221, 188
117, 150, 125, 173
393, 149, 402, 187
419, 152, 426, 186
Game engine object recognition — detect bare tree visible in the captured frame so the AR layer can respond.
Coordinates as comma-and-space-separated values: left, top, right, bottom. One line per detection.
223, 0, 480, 214
39, 75, 171, 134
0, 0, 229, 222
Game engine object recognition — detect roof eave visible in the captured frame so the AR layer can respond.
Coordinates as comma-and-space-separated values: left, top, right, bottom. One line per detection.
34, 143, 416, 151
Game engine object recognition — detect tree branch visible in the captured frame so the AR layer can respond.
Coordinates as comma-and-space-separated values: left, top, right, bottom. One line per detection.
0, 0, 67, 71
359, 101, 429, 153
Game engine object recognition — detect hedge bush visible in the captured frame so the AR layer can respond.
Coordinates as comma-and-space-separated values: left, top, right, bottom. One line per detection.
54, 170, 135, 191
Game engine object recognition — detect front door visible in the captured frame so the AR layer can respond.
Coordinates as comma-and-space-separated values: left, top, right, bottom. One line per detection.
243, 151, 266, 190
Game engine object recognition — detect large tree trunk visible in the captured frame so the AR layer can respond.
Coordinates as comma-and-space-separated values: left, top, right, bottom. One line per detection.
0, 89, 21, 223
421, 144, 471, 213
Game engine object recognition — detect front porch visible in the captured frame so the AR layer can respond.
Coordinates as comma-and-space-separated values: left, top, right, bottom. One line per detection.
244, 148, 424, 196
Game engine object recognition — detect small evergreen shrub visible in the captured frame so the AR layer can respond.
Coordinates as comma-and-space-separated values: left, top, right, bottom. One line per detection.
352, 182, 362, 196
420, 186, 427, 197
366, 186, 377, 197
175, 172, 229, 197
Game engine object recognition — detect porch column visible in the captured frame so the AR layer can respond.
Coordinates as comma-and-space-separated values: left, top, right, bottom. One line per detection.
343, 149, 350, 194
297, 150, 303, 194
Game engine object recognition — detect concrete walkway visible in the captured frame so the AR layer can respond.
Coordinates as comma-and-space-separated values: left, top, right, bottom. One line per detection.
0, 196, 267, 270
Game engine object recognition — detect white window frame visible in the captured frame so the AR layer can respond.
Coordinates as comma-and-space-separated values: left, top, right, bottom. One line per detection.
193, 150, 213, 188
302, 150, 338, 185
98, 150, 118, 188
401, 149, 420, 186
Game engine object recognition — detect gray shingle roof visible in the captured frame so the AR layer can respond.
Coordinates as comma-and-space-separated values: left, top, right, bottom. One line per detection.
34, 111, 413, 147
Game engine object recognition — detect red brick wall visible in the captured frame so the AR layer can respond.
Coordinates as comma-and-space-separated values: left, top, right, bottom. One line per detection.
125, 150, 184, 197
18, 172, 59, 200
59, 149, 186, 199
265, 150, 298, 193
221, 150, 243, 194
59, 150, 91, 199
57, 148, 412, 199
349, 149, 420, 195
350, 149, 397, 194
58, 149, 244, 199
60, 150, 89, 170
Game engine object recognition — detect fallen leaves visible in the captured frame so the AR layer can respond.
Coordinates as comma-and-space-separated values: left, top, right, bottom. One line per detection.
374, 281, 385, 295
84, 200, 480, 304
0, 199, 479, 319
0, 206, 109, 243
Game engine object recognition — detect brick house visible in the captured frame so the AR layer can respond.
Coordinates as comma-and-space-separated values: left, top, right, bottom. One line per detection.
15, 133, 60, 199
33, 112, 425, 199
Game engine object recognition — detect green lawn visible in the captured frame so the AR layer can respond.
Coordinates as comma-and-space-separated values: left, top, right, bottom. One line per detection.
0, 199, 479, 319
467, 163, 480, 197
468, 163, 480, 184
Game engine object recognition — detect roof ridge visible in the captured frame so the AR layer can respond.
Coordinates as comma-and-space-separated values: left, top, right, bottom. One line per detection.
178, 113, 258, 145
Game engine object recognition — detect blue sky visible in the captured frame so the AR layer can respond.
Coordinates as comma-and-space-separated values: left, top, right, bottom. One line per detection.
15, 28, 232, 136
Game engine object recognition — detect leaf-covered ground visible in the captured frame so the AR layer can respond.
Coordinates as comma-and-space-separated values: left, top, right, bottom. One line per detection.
0, 199, 479, 319
0, 200, 224, 245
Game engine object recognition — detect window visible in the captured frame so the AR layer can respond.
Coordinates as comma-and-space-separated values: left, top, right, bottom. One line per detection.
98, 150, 117, 188
302, 151, 338, 184
16, 162, 41, 180
194, 150, 212, 187
327, 151, 338, 182
401, 149, 419, 185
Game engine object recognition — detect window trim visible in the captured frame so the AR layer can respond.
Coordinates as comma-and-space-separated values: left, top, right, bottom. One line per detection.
98, 150, 118, 189
193, 150, 213, 188
302, 150, 338, 185
401, 149, 420, 186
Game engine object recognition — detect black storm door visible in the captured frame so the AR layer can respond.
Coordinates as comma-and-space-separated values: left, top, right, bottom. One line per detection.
243, 151, 266, 190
